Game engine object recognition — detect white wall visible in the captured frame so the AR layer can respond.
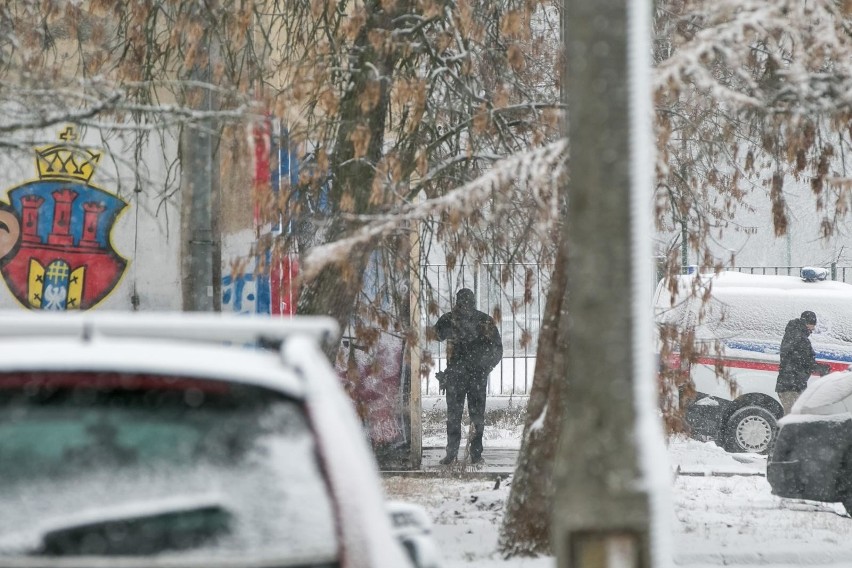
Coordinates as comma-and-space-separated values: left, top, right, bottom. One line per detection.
0, 125, 182, 311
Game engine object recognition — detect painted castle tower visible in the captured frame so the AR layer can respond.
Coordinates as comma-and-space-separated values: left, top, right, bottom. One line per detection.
0, 126, 128, 310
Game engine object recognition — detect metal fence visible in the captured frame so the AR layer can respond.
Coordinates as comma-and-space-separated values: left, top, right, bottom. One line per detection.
419, 262, 852, 397
420, 263, 551, 396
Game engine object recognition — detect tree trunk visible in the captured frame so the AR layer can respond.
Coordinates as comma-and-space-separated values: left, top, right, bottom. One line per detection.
297, 244, 371, 357
498, 222, 570, 556
296, 1, 400, 357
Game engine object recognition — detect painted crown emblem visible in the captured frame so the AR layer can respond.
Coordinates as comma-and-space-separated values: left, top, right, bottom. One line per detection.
35, 126, 101, 183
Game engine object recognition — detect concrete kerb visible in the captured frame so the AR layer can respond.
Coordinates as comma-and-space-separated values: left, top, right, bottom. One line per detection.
418, 395, 767, 478
380, 471, 511, 483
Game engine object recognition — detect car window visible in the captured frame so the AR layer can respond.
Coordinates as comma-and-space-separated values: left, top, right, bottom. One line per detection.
0, 372, 339, 564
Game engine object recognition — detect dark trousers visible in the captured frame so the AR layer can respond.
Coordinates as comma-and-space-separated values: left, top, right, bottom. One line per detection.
445, 370, 488, 460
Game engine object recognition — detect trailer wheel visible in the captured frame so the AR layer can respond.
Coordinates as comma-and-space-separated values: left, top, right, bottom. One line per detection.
724, 405, 777, 454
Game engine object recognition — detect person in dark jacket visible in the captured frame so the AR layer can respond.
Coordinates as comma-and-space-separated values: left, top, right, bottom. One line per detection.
434, 288, 502, 465
775, 310, 830, 414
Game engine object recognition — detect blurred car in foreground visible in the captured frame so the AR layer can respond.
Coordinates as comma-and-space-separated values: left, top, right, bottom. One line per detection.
387, 501, 441, 568
767, 369, 852, 514
0, 311, 438, 568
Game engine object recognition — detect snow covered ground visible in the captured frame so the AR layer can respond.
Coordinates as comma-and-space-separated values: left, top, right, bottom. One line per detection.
385, 403, 852, 567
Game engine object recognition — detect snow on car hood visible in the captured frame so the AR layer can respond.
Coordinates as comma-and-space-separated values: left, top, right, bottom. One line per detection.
789, 371, 852, 415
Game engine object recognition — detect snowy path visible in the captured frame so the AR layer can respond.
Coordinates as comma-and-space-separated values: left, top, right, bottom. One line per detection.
384, 437, 852, 567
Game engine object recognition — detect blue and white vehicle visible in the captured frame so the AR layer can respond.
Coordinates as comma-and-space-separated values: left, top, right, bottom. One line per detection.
654, 270, 852, 454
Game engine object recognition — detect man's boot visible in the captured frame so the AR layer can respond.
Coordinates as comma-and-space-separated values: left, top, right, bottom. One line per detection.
439, 453, 456, 465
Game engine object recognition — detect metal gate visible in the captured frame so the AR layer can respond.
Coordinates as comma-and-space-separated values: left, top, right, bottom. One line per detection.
420, 262, 551, 396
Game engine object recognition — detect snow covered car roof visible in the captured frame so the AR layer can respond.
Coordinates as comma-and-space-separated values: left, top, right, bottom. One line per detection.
0, 311, 336, 397
655, 271, 852, 349
787, 369, 852, 416
655, 271, 852, 318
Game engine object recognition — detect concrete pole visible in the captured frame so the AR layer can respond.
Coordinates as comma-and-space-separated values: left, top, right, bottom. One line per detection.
181, 36, 219, 312
553, 0, 657, 567
409, 211, 423, 469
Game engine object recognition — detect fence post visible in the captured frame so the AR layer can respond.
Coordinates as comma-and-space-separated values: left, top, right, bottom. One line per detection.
832, 262, 837, 281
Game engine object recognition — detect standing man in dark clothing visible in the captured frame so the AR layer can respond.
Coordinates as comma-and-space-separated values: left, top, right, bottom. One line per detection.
434, 288, 502, 465
775, 310, 830, 414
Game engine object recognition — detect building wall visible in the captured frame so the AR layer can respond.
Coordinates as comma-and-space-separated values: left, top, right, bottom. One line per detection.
0, 121, 298, 314
0, 125, 182, 311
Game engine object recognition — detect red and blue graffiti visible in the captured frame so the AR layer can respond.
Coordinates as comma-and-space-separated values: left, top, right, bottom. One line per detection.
0, 127, 128, 310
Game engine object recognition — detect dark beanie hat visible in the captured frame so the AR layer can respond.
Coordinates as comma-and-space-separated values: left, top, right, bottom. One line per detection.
801, 311, 817, 325
456, 288, 475, 307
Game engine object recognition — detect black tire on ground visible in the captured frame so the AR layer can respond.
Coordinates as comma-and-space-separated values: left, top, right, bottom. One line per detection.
723, 405, 778, 454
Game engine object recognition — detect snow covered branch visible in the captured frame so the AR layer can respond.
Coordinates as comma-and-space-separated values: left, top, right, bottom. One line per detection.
655, 0, 852, 114
299, 138, 568, 282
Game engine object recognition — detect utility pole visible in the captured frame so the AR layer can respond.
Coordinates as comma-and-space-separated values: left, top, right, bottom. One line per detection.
181, 25, 219, 312
405, 189, 424, 469
554, 0, 668, 567
408, 202, 423, 469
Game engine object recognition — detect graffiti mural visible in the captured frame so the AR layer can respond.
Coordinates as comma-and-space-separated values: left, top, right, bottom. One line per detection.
221, 251, 299, 315
222, 264, 269, 315
222, 118, 301, 316
0, 126, 128, 310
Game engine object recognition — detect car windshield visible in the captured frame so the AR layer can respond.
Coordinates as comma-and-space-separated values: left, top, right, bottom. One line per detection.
0, 372, 339, 563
